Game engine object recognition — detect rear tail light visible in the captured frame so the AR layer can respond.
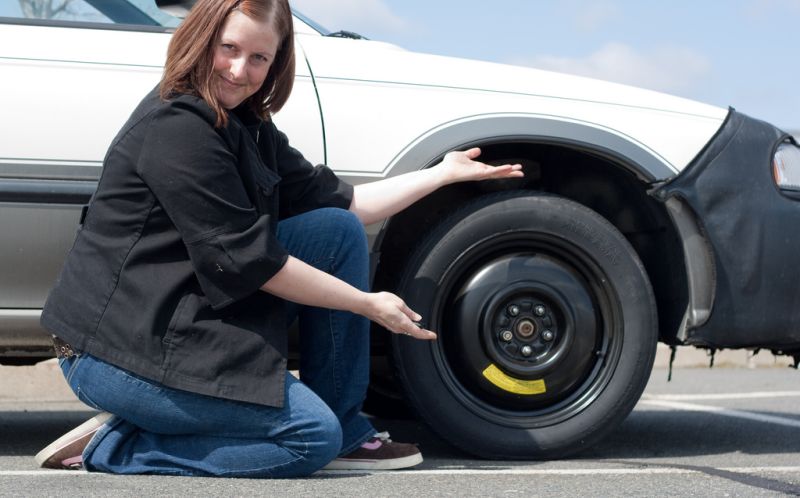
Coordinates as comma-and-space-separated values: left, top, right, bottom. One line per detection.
773, 141, 800, 191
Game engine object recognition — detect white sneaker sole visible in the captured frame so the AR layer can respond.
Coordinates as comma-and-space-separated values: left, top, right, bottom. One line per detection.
34, 412, 113, 467
323, 452, 423, 471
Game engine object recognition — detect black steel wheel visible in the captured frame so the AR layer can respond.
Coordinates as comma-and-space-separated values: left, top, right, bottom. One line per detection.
392, 191, 657, 459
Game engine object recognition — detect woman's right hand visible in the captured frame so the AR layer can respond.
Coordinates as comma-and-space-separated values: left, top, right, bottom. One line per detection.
261, 256, 436, 339
362, 291, 437, 340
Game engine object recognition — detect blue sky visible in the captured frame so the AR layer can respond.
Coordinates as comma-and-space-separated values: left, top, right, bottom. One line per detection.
293, 0, 798, 132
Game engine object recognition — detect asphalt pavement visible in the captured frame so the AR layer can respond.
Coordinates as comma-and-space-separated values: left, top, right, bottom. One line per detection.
1, 352, 799, 497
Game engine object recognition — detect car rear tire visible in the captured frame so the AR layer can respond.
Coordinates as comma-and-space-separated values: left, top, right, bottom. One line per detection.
392, 191, 657, 458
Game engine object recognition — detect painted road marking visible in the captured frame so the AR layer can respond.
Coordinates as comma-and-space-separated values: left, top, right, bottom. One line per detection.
0, 470, 91, 476
640, 399, 800, 429
3, 467, 800, 477
6, 391, 795, 478
362, 467, 800, 475
642, 391, 800, 401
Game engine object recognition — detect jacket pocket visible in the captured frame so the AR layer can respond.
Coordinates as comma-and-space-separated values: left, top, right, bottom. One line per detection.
253, 164, 280, 195
252, 165, 281, 213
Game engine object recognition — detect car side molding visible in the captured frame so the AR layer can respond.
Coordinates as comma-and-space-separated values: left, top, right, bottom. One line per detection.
0, 179, 95, 205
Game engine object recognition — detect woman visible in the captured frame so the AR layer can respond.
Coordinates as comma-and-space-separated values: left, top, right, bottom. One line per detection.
35, 0, 522, 477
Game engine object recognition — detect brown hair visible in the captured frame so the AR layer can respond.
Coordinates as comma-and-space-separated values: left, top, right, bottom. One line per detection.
160, 0, 295, 127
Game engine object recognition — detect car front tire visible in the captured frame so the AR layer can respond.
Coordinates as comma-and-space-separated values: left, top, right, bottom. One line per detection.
392, 191, 657, 458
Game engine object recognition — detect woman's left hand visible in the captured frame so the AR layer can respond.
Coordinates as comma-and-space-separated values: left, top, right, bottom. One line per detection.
350, 147, 525, 225
436, 147, 524, 185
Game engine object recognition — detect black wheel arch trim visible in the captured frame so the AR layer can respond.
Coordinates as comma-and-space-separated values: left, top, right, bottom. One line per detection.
377, 113, 677, 181
659, 196, 716, 342
0, 178, 96, 204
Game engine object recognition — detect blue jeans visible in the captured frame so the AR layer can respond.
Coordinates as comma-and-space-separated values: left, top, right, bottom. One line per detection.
59, 208, 376, 477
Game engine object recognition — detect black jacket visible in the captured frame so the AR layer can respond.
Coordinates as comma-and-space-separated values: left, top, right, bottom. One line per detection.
41, 88, 353, 407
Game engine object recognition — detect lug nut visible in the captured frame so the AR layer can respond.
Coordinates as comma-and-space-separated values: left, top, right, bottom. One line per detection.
521, 345, 533, 357
507, 305, 520, 317
542, 330, 554, 342
534, 305, 546, 317
500, 330, 513, 342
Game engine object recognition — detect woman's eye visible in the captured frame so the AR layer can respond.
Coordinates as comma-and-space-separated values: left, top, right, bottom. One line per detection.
221, 44, 236, 52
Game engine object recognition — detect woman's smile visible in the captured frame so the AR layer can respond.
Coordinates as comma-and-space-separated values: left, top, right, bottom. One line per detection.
218, 75, 243, 89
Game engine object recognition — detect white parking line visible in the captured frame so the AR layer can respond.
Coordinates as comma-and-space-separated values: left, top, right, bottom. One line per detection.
6, 391, 795, 479
640, 399, 800, 429
642, 391, 800, 401
3, 467, 800, 477
345, 466, 800, 476
0, 470, 90, 476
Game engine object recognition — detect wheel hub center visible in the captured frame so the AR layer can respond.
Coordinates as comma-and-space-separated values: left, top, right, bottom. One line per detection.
516, 319, 536, 338
484, 290, 566, 371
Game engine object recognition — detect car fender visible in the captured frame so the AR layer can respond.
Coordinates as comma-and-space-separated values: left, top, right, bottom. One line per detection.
350, 112, 684, 254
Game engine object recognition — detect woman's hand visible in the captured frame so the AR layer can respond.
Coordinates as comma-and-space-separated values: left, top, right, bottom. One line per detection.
361, 291, 437, 340
262, 257, 435, 339
435, 147, 524, 185
350, 147, 524, 225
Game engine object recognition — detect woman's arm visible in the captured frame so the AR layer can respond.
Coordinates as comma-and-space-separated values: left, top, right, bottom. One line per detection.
263, 148, 520, 339
260, 256, 436, 340
349, 148, 523, 225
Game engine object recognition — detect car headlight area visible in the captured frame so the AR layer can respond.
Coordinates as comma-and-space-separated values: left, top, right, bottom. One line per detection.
773, 140, 800, 194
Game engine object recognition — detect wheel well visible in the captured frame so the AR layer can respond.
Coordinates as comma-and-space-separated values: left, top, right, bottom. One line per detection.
373, 140, 687, 345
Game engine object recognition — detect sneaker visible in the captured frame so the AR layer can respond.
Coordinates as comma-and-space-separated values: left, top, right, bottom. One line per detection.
35, 412, 113, 469
323, 432, 423, 470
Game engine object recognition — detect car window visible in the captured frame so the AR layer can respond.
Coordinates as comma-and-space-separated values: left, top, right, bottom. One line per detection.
1, 2, 336, 34
293, 9, 329, 35
0, 0, 180, 28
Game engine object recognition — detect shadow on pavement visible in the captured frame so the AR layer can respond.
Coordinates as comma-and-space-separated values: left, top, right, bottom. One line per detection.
372, 408, 800, 465
3, 406, 798, 464
0, 409, 97, 456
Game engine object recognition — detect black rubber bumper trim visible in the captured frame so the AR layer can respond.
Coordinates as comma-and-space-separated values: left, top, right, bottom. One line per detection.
0, 179, 96, 204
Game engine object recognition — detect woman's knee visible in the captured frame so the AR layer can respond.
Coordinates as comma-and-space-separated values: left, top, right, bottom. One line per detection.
318, 209, 369, 284
324, 208, 367, 248
318, 408, 344, 460
293, 408, 343, 474
281, 208, 367, 264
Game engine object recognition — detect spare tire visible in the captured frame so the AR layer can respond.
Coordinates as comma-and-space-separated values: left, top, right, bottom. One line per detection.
393, 191, 657, 458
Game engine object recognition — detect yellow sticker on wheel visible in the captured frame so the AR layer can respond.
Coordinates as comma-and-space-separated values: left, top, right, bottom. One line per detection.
482, 364, 547, 395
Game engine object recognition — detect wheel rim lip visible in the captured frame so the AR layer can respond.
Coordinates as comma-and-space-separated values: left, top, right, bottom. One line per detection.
427, 231, 624, 428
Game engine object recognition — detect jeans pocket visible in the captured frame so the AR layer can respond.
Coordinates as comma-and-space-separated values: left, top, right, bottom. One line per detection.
60, 354, 103, 410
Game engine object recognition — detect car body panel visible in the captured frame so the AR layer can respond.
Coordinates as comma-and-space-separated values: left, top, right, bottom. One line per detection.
0, 23, 324, 171
297, 34, 727, 178
0, 24, 166, 166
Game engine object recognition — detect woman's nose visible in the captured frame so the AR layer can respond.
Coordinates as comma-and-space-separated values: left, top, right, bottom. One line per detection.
229, 57, 246, 79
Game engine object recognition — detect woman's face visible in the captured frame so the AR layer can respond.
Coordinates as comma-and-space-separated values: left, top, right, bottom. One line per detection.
213, 10, 280, 110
